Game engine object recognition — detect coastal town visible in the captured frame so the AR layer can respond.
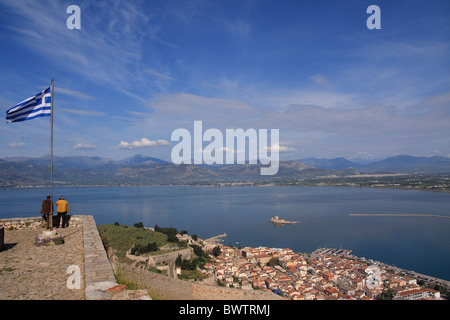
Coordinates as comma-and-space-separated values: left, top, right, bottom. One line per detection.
203, 243, 446, 300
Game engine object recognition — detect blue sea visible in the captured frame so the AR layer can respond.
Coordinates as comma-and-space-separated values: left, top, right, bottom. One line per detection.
1, 185, 449, 281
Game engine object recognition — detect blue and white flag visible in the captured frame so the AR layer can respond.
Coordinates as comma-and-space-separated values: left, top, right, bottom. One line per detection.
6, 87, 52, 123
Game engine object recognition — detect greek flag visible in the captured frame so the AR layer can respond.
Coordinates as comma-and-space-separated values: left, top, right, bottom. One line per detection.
6, 87, 52, 123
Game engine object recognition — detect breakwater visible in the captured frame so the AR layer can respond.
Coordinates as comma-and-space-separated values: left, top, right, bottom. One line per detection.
348, 214, 450, 219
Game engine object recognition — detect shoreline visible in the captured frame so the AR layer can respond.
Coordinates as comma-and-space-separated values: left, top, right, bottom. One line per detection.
1, 183, 449, 194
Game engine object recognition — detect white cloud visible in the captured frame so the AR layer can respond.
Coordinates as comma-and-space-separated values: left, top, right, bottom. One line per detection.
62, 108, 107, 117
0, 0, 151, 102
145, 69, 176, 81
7, 142, 25, 148
55, 87, 95, 100
118, 138, 170, 150
146, 93, 261, 128
265, 144, 297, 152
73, 143, 98, 150
310, 74, 330, 87
222, 19, 251, 38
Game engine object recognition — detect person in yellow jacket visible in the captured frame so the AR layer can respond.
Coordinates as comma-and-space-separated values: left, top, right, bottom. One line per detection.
55, 196, 69, 228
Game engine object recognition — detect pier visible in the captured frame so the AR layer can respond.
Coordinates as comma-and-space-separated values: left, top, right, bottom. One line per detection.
348, 214, 450, 219
204, 233, 227, 244
313, 247, 353, 257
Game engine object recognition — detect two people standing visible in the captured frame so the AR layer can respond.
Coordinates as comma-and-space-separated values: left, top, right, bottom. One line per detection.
40, 195, 70, 229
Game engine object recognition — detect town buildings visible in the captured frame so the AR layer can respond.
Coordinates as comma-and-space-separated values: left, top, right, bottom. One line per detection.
205, 245, 442, 300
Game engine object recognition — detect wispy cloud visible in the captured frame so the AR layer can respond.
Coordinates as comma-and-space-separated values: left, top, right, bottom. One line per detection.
7, 142, 25, 148
222, 19, 251, 38
61, 108, 107, 117
55, 87, 95, 100
145, 69, 177, 81
146, 93, 262, 128
73, 143, 98, 150
266, 144, 297, 153
310, 74, 331, 87
0, 0, 152, 101
118, 138, 170, 150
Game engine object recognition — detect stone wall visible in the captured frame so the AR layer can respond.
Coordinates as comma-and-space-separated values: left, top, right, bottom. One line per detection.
0, 215, 83, 230
114, 262, 284, 300
126, 246, 194, 270
0, 227, 4, 251
150, 247, 193, 267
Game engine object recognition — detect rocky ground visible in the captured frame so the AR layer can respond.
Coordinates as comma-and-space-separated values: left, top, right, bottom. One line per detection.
0, 227, 85, 300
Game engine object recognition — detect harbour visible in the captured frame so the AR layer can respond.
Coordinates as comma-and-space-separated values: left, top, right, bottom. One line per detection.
0, 185, 449, 281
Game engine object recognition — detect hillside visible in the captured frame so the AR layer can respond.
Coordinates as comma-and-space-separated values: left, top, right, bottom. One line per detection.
0, 155, 359, 187
1, 154, 449, 187
300, 155, 450, 173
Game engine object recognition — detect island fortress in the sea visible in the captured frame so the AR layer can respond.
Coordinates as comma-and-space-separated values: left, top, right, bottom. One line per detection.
269, 216, 299, 225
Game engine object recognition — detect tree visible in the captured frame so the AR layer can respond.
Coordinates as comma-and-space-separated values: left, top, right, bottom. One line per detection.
377, 289, 396, 300
212, 246, 221, 257
134, 222, 144, 228
267, 257, 279, 267
130, 242, 158, 256
191, 244, 204, 257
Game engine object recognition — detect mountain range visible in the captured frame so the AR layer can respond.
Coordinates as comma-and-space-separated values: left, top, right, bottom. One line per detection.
299, 155, 450, 173
0, 154, 449, 187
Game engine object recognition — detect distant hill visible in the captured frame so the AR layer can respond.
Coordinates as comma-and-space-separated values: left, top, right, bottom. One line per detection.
299, 155, 450, 174
358, 155, 450, 173
0, 155, 359, 187
3, 155, 115, 169
299, 157, 360, 170
1, 154, 449, 187
115, 154, 168, 166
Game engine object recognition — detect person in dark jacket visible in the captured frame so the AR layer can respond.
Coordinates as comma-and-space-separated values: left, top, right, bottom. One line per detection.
40, 195, 54, 229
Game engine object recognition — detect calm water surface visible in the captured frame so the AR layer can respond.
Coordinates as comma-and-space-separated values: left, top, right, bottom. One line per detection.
1, 185, 449, 280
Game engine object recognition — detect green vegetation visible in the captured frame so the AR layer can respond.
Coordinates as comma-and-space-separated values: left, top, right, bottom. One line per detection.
267, 257, 280, 267
178, 269, 209, 281
98, 223, 171, 261
418, 280, 450, 298
175, 244, 211, 281
0, 267, 15, 274
377, 289, 396, 300
130, 242, 158, 256
134, 222, 144, 228
98, 222, 212, 283
175, 244, 210, 271
212, 246, 221, 257
154, 225, 179, 243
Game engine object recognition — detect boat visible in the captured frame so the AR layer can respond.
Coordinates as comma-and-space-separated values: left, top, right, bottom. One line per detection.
269, 216, 299, 225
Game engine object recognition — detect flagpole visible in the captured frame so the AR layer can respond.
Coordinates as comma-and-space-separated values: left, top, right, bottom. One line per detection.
50, 79, 54, 231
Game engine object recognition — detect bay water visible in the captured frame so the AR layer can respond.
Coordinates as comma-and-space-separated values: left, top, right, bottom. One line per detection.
1, 185, 449, 281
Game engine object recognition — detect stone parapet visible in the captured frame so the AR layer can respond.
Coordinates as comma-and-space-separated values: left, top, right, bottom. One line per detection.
81, 215, 151, 300
0, 215, 83, 230
115, 262, 284, 300
0, 227, 4, 251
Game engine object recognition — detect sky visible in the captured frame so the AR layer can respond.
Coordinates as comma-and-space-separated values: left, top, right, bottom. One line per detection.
0, 0, 449, 163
